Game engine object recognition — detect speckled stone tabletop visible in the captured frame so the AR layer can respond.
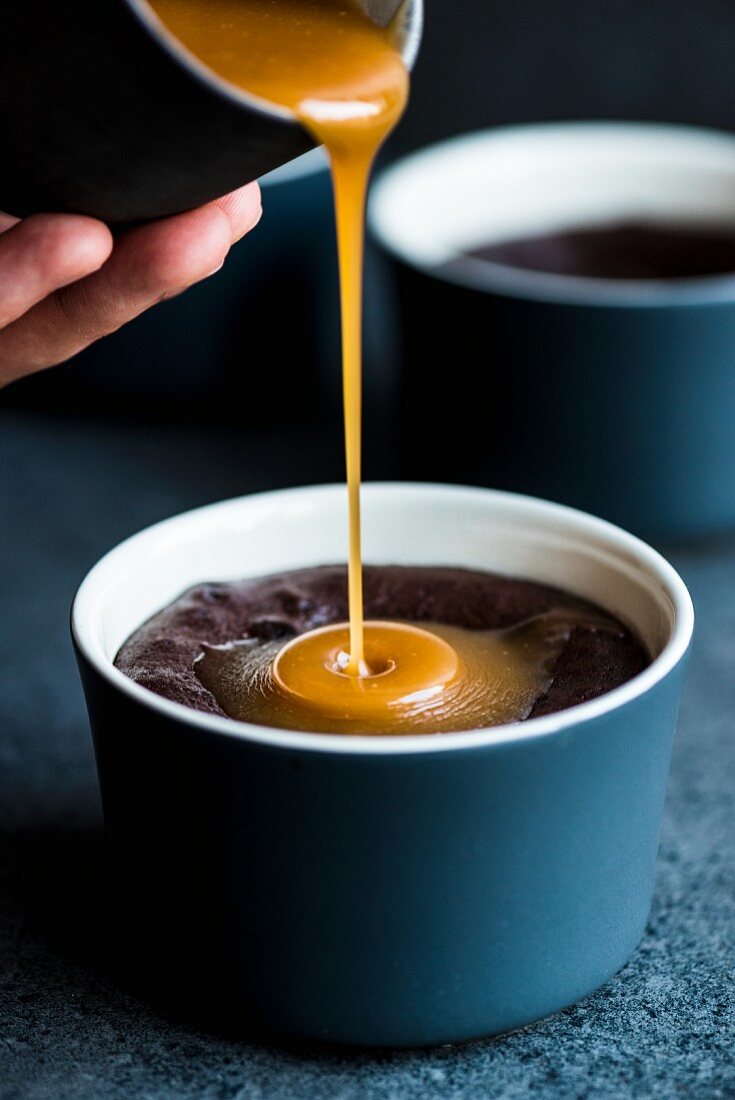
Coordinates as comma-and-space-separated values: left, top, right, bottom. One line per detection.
0, 409, 733, 1099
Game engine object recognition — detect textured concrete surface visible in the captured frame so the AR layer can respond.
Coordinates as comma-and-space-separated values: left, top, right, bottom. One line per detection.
0, 409, 732, 1099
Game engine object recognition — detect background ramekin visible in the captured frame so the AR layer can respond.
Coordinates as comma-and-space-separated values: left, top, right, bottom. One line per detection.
72, 483, 693, 1047
370, 122, 735, 537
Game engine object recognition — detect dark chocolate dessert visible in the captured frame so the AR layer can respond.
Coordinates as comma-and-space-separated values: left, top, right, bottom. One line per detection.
466, 221, 735, 280
115, 565, 649, 729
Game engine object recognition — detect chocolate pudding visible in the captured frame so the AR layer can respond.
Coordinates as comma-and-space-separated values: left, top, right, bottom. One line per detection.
466, 221, 735, 280
115, 566, 649, 734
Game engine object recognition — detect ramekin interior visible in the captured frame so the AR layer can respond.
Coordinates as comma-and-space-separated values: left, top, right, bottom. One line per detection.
370, 122, 735, 305
72, 484, 693, 755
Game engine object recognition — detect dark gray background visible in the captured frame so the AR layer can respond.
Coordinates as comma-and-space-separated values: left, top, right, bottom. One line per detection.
400, 0, 735, 151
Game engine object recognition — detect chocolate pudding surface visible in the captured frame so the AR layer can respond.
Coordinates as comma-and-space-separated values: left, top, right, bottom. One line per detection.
115, 565, 650, 727
466, 221, 735, 280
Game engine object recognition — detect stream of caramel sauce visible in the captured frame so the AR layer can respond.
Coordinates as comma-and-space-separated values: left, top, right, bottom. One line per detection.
147, 0, 565, 732
151, 6, 407, 675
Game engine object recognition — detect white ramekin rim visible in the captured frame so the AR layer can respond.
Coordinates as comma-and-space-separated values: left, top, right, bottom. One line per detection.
71, 483, 694, 756
370, 121, 735, 308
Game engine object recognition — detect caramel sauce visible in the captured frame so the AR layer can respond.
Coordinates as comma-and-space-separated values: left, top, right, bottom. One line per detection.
149, 0, 407, 663
195, 615, 585, 735
147, 0, 582, 733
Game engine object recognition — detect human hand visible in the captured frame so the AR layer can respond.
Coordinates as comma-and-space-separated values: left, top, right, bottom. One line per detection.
0, 182, 262, 386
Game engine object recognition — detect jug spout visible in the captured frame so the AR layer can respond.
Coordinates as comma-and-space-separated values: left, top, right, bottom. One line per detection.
0, 0, 422, 224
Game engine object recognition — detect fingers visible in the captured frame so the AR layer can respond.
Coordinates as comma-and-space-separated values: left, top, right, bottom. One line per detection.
0, 214, 113, 328
0, 182, 262, 384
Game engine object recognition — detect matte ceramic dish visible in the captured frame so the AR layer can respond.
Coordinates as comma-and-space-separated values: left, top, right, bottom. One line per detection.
72, 483, 693, 1047
370, 123, 735, 536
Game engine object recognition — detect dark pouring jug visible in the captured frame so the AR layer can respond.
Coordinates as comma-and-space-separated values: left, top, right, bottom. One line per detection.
0, 0, 422, 224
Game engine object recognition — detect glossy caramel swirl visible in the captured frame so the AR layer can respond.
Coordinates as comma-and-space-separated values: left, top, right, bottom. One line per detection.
194, 613, 606, 734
